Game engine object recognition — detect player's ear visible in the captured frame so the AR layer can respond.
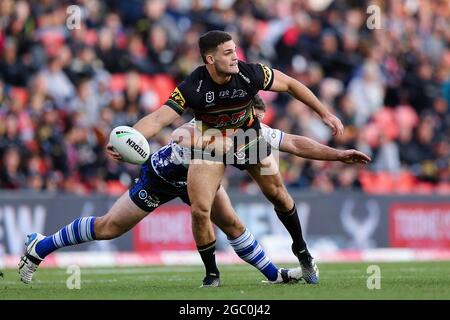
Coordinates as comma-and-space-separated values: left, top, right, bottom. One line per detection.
206, 54, 214, 64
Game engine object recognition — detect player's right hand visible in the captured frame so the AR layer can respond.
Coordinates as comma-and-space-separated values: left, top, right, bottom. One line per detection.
338, 149, 371, 164
106, 143, 124, 162
204, 135, 233, 155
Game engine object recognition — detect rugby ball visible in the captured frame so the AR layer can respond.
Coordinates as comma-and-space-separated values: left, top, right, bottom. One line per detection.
109, 126, 150, 164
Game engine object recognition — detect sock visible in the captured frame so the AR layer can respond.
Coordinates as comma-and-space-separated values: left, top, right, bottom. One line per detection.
228, 228, 278, 281
275, 204, 307, 254
35, 217, 96, 259
197, 240, 220, 277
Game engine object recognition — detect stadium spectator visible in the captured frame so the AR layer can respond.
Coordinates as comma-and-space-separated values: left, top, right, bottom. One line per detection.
0, 0, 449, 194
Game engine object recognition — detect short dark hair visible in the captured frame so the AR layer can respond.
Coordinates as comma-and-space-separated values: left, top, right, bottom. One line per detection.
198, 30, 233, 63
252, 94, 266, 112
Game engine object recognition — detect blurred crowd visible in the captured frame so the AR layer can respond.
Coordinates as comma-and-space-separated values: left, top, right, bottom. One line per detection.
1, 0, 449, 195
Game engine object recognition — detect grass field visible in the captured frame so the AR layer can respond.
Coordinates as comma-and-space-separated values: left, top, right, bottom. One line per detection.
1, 261, 450, 300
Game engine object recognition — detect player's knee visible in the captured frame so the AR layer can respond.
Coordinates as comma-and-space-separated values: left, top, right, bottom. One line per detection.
191, 211, 210, 224
191, 205, 211, 224
191, 201, 211, 216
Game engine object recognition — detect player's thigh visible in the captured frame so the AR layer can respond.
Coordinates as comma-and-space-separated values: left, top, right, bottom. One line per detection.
210, 186, 245, 239
187, 160, 225, 212
247, 154, 284, 190
246, 154, 293, 208
96, 191, 149, 238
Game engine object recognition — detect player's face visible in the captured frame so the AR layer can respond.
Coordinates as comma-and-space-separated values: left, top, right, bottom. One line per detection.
213, 40, 239, 75
255, 109, 265, 121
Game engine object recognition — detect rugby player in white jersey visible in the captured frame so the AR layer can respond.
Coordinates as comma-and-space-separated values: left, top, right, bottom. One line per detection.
19, 94, 369, 287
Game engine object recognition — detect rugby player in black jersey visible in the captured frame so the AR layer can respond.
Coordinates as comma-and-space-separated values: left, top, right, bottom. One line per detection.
107, 30, 344, 285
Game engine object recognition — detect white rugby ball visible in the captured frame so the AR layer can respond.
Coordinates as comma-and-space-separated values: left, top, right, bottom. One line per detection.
109, 126, 150, 164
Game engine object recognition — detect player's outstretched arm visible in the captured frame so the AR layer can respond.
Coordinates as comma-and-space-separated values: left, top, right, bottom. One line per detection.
106, 105, 180, 162
279, 133, 371, 164
269, 69, 344, 136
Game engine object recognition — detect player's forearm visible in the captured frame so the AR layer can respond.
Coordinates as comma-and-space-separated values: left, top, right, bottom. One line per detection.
283, 134, 342, 161
133, 115, 164, 139
133, 105, 179, 139
271, 70, 332, 118
287, 80, 330, 118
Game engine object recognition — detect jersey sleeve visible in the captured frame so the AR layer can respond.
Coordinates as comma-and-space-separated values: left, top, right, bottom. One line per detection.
165, 81, 189, 115
239, 61, 274, 91
261, 124, 284, 150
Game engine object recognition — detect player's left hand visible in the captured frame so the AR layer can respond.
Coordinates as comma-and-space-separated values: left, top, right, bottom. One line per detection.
338, 149, 372, 164
322, 112, 344, 136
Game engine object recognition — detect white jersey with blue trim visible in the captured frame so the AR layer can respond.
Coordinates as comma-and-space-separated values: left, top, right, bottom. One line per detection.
150, 124, 284, 188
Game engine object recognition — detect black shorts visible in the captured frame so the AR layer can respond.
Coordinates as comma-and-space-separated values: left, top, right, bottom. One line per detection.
226, 133, 272, 170
191, 118, 272, 171
129, 161, 190, 212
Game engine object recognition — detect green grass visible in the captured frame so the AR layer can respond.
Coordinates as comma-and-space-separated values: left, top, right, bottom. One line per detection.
1, 261, 450, 300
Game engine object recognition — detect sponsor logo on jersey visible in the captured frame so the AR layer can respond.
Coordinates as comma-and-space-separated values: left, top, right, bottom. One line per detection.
219, 90, 230, 98
199, 109, 247, 128
126, 138, 148, 159
239, 72, 251, 84
196, 80, 203, 92
231, 89, 247, 99
260, 64, 273, 89
169, 87, 186, 108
